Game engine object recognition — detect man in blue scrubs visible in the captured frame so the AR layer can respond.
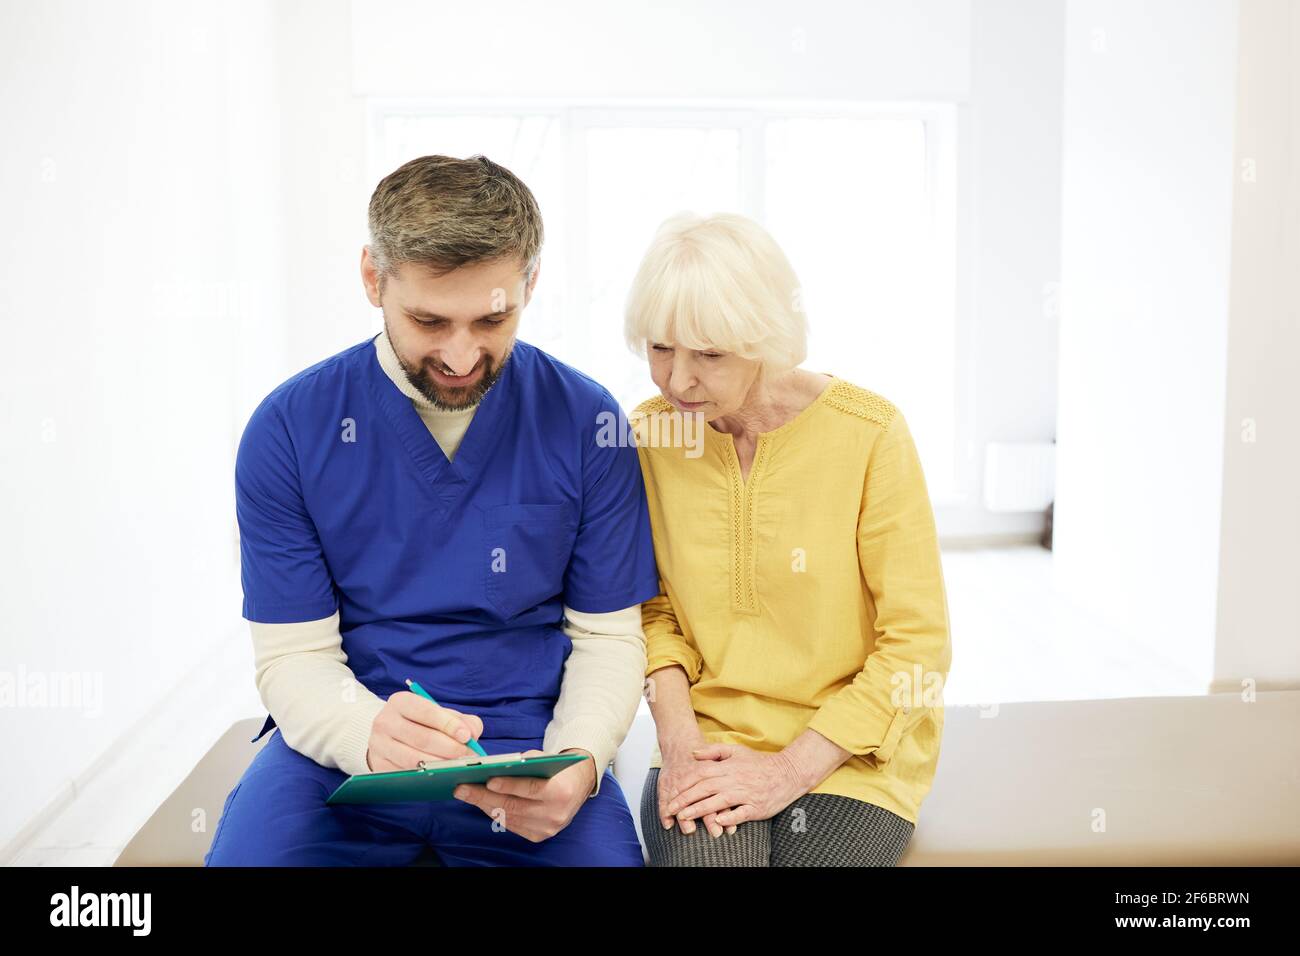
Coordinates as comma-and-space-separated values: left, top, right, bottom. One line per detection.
204, 155, 660, 866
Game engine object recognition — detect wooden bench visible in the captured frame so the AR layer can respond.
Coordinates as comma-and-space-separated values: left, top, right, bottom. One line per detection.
115, 691, 1300, 866
897, 690, 1300, 865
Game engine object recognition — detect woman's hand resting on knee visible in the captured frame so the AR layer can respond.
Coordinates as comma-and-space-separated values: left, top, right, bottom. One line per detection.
664, 743, 808, 828
657, 734, 739, 838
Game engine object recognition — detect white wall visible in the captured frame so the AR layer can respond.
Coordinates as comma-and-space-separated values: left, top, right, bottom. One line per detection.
0, 0, 285, 852
346, 0, 1066, 541
277, 0, 375, 371
948, 0, 1065, 539
1212, 0, 1300, 693
1054, 0, 1240, 687
351, 0, 972, 100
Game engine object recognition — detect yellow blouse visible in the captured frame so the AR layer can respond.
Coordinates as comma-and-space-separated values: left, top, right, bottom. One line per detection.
630, 378, 952, 825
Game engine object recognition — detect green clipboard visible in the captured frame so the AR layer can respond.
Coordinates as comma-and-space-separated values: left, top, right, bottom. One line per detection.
325, 752, 589, 805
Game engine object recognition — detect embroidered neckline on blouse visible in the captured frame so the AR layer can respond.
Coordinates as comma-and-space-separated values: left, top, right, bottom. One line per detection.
710, 373, 835, 614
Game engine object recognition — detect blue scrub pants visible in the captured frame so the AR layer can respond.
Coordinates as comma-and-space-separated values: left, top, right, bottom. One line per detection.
203, 730, 645, 866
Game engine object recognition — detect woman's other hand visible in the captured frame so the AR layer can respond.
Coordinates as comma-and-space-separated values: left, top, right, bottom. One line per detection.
658, 735, 738, 838
664, 743, 807, 827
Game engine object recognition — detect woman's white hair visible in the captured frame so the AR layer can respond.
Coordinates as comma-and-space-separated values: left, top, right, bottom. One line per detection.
623, 211, 808, 379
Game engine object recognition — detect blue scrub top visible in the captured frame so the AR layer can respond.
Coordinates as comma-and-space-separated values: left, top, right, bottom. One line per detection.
236, 336, 660, 741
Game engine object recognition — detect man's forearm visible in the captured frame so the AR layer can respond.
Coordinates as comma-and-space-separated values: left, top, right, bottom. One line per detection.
557, 747, 598, 795
250, 613, 385, 777
543, 605, 647, 796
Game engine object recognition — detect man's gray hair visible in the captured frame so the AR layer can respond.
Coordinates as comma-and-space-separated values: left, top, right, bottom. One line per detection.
367, 154, 543, 286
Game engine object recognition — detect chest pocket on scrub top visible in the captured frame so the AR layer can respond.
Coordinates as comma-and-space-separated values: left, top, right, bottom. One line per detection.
482, 503, 577, 621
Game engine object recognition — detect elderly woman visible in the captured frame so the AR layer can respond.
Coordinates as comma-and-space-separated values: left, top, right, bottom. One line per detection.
624, 212, 952, 867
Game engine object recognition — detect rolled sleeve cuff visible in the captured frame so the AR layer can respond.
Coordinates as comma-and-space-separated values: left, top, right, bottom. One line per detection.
806, 699, 914, 768
645, 641, 702, 684
544, 717, 619, 798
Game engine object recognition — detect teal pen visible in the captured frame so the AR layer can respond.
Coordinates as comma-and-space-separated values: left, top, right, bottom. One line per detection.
404, 678, 488, 757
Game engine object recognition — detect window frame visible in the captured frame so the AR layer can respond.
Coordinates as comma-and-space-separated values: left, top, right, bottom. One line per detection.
365, 98, 962, 505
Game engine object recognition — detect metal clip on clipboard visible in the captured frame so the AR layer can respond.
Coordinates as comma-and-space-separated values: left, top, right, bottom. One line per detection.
416, 752, 527, 772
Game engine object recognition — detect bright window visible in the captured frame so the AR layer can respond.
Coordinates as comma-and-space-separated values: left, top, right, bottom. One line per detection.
370, 103, 957, 500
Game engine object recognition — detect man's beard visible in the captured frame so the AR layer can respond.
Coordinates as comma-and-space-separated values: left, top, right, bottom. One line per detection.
397, 343, 511, 411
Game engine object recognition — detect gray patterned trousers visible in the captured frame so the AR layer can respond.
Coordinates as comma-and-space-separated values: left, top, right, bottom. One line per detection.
640, 768, 915, 866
